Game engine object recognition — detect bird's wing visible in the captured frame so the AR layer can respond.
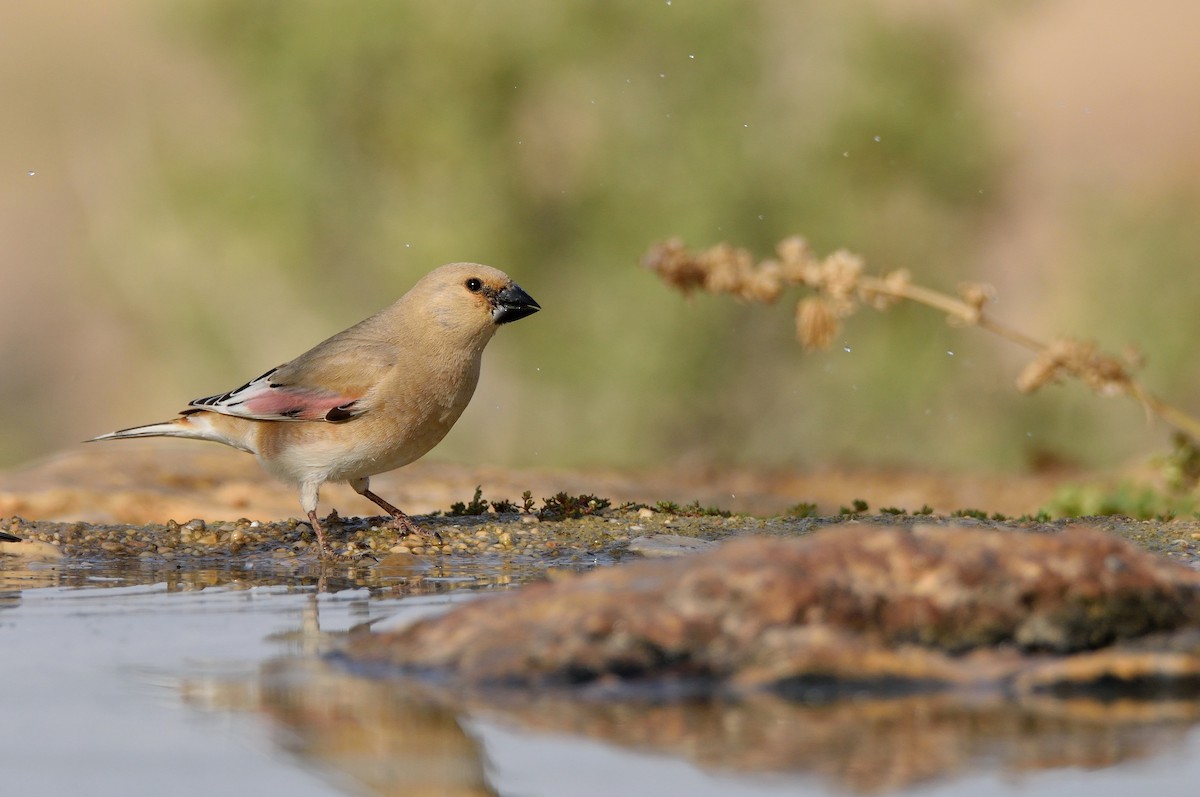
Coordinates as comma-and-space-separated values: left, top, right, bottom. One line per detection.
189, 335, 395, 423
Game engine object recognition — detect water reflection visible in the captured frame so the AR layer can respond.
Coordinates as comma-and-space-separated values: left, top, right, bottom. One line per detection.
0, 553, 561, 599
174, 595, 497, 797
257, 659, 494, 797
168, 593, 1200, 796
7, 554, 1200, 795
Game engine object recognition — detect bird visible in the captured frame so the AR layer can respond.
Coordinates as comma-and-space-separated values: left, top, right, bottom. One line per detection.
90, 262, 540, 556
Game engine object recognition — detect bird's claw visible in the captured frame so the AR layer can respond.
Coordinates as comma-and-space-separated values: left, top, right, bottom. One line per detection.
386, 514, 441, 543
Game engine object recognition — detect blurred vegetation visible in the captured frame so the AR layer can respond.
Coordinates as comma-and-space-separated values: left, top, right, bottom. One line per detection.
1042, 482, 1196, 521
135, 1, 1000, 467
9, 1, 1200, 477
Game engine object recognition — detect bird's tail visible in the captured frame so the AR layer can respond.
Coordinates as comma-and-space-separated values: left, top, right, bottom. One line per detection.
88, 411, 255, 453
89, 419, 193, 442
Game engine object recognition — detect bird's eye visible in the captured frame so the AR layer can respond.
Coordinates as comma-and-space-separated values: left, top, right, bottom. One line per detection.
465, 278, 483, 293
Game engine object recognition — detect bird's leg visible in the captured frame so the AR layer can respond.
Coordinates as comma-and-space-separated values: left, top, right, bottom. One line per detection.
361, 489, 427, 536
306, 509, 335, 557
351, 478, 440, 541
300, 480, 335, 557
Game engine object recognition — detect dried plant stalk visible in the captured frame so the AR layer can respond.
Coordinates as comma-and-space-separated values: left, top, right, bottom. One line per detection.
643, 236, 1200, 442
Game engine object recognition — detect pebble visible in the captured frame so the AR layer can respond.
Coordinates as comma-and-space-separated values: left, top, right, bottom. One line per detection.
9, 513, 1199, 574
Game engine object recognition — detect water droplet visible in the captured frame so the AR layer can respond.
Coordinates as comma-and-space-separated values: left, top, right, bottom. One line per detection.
873, 135, 881, 142
946, 350, 955, 356
26, 170, 35, 177
665, 0, 671, 5
757, 214, 764, 221
688, 54, 695, 59
659, 72, 666, 78
843, 345, 852, 353
842, 151, 849, 157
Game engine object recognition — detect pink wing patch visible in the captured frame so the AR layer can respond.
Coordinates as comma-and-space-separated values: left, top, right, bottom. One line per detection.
239, 387, 358, 420
189, 368, 362, 422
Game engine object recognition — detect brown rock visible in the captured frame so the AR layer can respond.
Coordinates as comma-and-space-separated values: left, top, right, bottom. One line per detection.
345, 525, 1200, 695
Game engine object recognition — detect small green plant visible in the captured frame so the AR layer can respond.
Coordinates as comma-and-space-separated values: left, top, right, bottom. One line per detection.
839, 499, 869, 515
539, 492, 612, 520
489, 498, 521, 514
914, 504, 935, 515
448, 485, 490, 516
652, 500, 731, 518
1160, 433, 1200, 492
786, 502, 820, 518
950, 508, 988, 520
880, 506, 906, 515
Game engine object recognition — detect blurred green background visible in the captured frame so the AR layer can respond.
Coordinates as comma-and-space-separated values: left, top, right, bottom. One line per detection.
4, 0, 1200, 475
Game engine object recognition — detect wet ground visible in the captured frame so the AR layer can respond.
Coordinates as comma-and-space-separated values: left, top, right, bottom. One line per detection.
6, 444, 1200, 794
6, 510, 1200, 795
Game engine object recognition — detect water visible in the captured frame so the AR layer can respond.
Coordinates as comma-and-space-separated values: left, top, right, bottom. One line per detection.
5, 557, 1200, 796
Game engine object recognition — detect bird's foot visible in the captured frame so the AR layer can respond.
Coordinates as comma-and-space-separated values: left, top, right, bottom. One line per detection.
358, 487, 442, 543
306, 510, 338, 558
386, 513, 442, 543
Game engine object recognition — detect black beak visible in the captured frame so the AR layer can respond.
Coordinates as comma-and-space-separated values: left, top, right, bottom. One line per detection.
492, 282, 541, 325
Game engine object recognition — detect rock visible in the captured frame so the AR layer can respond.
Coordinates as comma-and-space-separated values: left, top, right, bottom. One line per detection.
343, 525, 1200, 697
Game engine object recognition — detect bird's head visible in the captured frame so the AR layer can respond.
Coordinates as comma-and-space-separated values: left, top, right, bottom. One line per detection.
412, 262, 540, 345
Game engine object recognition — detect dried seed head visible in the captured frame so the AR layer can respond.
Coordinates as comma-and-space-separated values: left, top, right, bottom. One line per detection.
861, 269, 911, 310
957, 282, 993, 312
948, 282, 993, 326
777, 235, 817, 273
1015, 338, 1133, 397
703, 252, 744, 295
743, 260, 784, 303
817, 249, 863, 315
797, 297, 840, 350
642, 238, 708, 294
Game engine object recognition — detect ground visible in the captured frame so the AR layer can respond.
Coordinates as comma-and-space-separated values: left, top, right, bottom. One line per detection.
0, 438, 1089, 527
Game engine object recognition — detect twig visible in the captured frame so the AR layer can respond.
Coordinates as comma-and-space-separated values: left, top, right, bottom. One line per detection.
643, 236, 1200, 443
